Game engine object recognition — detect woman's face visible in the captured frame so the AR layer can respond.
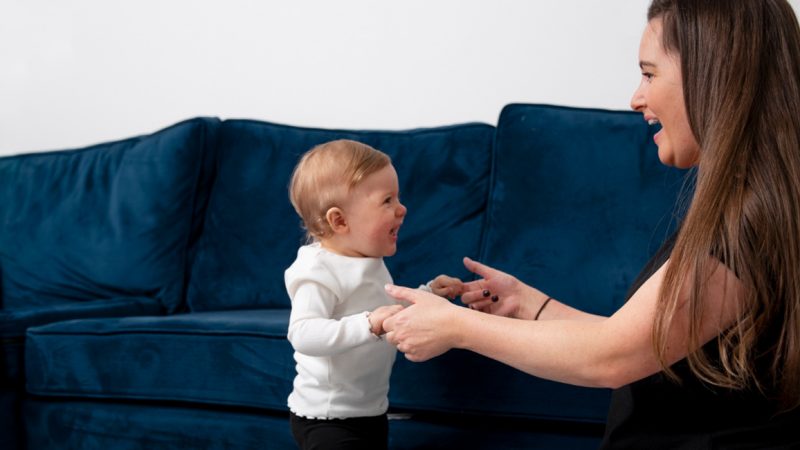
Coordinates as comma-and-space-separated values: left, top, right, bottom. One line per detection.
631, 18, 700, 169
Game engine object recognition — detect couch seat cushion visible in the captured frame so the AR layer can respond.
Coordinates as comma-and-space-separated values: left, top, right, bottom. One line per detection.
25, 310, 294, 410
1, 297, 162, 340
27, 308, 609, 423
187, 120, 495, 311
1, 297, 161, 387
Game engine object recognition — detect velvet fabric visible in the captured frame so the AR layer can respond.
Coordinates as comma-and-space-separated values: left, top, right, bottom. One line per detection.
26, 309, 607, 422
481, 104, 684, 315
2, 297, 162, 384
24, 306, 606, 422
1, 335, 24, 386
465, 103, 685, 423
0, 117, 220, 314
389, 348, 611, 422
1, 298, 161, 449
1, 297, 162, 340
387, 414, 603, 449
187, 120, 495, 311
22, 400, 602, 449
1, 390, 23, 450
24, 400, 296, 450
1, 343, 24, 449
1, 117, 219, 450
26, 309, 294, 410
456, 103, 685, 423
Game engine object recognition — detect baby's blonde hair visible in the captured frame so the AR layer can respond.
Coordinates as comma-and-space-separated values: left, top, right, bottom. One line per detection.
289, 139, 390, 240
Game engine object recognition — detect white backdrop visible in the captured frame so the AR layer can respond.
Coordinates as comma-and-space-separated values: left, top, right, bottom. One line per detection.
2, 0, 799, 155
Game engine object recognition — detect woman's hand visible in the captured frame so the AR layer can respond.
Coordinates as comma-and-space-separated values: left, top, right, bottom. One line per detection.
367, 304, 405, 336
457, 257, 531, 318
383, 285, 461, 362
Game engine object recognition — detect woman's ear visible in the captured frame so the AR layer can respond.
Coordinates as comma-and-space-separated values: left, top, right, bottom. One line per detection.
325, 207, 348, 234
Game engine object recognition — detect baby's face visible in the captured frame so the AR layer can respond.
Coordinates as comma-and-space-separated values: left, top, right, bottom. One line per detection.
338, 164, 406, 258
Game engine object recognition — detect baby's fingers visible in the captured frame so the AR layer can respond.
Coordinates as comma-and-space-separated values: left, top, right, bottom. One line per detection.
387, 304, 405, 315
374, 304, 404, 318
429, 275, 463, 298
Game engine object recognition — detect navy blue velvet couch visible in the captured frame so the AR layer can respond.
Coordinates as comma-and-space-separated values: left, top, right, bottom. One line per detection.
0, 104, 684, 449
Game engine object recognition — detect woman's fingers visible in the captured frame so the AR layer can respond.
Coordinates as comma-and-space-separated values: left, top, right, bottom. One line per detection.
382, 288, 454, 362
404, 352, 426, 362
465, 298, 495, 311
463, 257, 500, 278
460, 284, 491, 302
385, 284, 423, 304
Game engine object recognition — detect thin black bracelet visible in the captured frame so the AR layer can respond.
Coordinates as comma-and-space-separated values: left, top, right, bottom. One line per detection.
534, 297, 553, 321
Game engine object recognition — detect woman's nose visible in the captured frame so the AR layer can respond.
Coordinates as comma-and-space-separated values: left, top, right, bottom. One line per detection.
630, 82, 646, 112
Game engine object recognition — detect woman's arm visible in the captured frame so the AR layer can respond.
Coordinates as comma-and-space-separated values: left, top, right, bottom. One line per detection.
431, 257, 605, 322
384, 257, 741, 388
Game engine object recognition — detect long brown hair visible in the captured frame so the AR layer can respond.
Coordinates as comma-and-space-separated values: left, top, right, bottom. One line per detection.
650, 0, 800, 409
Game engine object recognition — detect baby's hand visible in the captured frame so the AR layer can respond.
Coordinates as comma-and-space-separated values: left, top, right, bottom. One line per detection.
368, 304, 404, 336
428, 275, 464, 299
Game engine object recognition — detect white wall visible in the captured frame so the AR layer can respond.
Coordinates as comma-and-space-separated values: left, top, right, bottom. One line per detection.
2, 1, 798, 156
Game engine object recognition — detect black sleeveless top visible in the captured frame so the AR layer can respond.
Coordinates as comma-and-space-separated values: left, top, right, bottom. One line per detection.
599, 233, 800, 450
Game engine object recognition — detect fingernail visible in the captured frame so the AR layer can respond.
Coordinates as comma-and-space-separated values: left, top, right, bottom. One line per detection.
482, 290, 490, 297
385, 284, 395, 292
491, 295, 499, 303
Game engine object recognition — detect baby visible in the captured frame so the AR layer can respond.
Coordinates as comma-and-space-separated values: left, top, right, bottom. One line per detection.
284, 139, 406, 450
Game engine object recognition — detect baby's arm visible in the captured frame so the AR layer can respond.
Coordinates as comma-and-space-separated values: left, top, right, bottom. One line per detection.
288, 282, 380, 357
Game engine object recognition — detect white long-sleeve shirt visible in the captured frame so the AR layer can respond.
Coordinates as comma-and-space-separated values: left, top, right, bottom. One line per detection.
284, 243, 397, 419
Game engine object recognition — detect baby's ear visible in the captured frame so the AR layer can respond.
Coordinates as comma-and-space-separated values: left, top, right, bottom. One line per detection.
325, 207, 348, 234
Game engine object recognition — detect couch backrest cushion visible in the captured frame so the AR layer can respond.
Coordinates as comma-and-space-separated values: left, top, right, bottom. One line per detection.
0, 118, 219, 313
481, 104, 685, 315
187, 120, 495, 311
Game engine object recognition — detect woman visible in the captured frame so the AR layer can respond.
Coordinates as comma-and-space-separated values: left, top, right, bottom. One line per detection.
383, 0, 800, 447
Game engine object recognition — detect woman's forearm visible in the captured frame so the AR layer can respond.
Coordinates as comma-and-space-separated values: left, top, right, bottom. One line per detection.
516, 284, 606, 322
384, 283, 662, 388
450, 307, 655, 388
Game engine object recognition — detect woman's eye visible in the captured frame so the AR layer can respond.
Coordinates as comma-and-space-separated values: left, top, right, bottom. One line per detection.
642, 72, 654, 82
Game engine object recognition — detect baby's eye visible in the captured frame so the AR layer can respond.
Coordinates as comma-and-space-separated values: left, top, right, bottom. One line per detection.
384, 196, 393, 204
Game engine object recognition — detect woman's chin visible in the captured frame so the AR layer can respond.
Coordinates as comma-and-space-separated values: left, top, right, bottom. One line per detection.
657, 147, 675, 167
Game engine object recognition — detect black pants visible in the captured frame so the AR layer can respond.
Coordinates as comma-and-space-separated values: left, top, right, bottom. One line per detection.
289, 411, 388, 450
